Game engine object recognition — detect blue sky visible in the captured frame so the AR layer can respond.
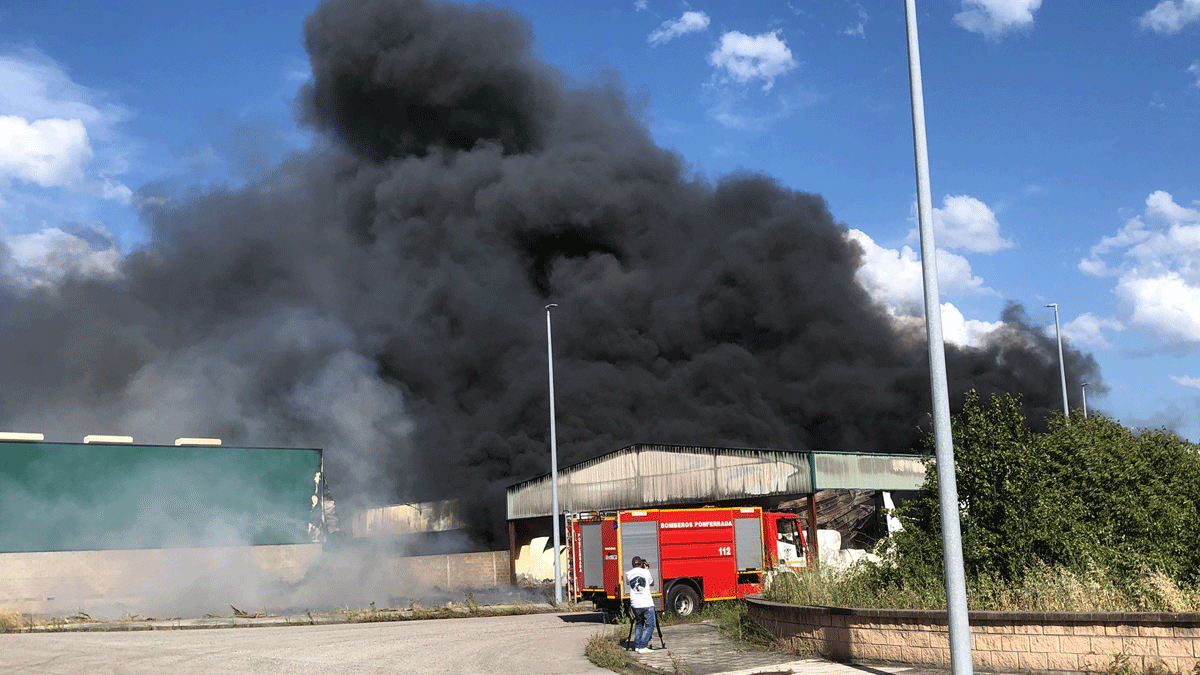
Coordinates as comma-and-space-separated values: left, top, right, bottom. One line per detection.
1, 0, 1198, 441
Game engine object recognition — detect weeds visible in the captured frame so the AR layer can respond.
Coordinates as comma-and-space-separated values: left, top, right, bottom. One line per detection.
339, 598, 547, 624
667, 650, 693, 675
1104, 652, 1200, 675
585, 627, 630, 673
0, 611, 21, 633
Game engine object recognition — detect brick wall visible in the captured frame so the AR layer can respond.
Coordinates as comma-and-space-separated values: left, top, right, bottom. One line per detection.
746, 596, 1200, 673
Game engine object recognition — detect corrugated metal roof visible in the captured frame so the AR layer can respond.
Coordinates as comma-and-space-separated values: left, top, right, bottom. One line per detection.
506, 443, 928, 519
812, 451, 927, 491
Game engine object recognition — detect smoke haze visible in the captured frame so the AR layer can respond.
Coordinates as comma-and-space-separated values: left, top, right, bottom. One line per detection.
0, 0, 1101, 544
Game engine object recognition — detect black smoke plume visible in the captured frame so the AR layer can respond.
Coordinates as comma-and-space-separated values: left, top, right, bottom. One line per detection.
0, 0, 1101, 544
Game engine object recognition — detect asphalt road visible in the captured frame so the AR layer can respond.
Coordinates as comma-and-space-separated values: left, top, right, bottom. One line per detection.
0, 612, 611, 675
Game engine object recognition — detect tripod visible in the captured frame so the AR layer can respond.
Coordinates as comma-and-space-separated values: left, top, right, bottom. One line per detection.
623, 601, 666, 650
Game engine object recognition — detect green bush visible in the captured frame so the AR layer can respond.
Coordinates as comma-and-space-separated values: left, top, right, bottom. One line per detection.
886, 391, 1200, 590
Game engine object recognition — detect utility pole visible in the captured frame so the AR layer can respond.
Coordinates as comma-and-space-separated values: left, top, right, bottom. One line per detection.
545, 304, 563, 604
903, 1, 973, 672
1046, 303, 1069, 423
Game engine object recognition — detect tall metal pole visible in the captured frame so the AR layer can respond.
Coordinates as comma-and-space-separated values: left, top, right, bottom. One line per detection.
903, 2, 973, 673
545, 303, 563, 605
1046, 303, 1069, 423
1081, 382, 1089, 420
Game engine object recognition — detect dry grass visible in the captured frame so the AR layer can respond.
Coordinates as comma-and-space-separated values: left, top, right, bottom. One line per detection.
0, 611, 22, 633
763, 564, 1200, 613
585, 626, 632, 673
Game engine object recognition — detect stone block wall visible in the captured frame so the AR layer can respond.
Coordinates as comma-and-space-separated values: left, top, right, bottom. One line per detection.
746, 596, 1200, 673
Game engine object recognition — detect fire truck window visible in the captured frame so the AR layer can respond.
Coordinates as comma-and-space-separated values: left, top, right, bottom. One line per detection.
777, 519, 798, 547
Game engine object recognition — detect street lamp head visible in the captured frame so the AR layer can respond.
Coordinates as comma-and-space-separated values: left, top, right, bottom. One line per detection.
545, 303, 558, 310
1045, 303, 1056, 308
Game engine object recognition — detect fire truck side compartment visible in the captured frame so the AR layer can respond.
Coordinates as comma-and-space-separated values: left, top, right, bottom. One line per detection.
619, 517, 661, 597
734, 515, 763, 572
581, 521, 603, 589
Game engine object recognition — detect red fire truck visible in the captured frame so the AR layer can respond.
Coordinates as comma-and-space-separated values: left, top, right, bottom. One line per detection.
566, 506, 807, 616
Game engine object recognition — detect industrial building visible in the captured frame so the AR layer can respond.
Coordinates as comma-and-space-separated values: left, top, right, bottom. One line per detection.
0, 434, 508, 615
505, 443, 927, 583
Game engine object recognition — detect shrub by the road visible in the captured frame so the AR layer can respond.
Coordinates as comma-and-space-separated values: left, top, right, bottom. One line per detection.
765, 391, 1200, 613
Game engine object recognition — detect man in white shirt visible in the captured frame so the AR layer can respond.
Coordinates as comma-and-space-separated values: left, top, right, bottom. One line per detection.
624, 555, 656, 653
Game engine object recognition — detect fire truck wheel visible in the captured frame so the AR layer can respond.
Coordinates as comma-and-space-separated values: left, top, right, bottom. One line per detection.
666, 584, 701, 617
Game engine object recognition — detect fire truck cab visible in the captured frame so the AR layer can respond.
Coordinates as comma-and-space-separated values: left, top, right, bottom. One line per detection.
567, 506, 807, 616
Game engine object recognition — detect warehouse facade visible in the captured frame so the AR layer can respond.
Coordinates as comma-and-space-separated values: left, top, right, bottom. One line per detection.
506, 443, 927, 583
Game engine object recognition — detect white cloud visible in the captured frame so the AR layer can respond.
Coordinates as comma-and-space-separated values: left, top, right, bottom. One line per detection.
909, 194, 1015, 254
877, 302, 1001, 347
1116, 272, 1200, 343
708, 31, 798, 92
842, 6, 870, 37
1062, 313, 1125, 349
705, 86, 823, 131
1081, 191, 1200, 346
634, 0, 648, 11
847, 229, 992, 315
0, 49, 132, 213
1140, 0, 1200, 34
101, 178, 134, 205
648, 11, 710, 45
0, 50, 125, 128
1172, 375, 1200, 389
940, 302, 1004, 347
1083, 191, 1200, 276
0, 115, 92, 187
954, 0, 1042, 38
1, 227, 123, 290
1190, 61, 1200, 86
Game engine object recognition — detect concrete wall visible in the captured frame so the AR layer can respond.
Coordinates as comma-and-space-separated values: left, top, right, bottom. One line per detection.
390, 551, 512, 590
746, 596, 1200, 673
0, 547, 512, 616
0, 544, 323, 615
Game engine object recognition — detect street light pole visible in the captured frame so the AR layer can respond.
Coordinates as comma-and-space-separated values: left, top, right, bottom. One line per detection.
1046, 303, 1069, 423
903, 2, 973, 673
1082, 382, 1089, 420
545, 303, 563, 605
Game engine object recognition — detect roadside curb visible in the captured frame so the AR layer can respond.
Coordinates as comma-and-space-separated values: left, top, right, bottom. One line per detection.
5, 603, 564, 633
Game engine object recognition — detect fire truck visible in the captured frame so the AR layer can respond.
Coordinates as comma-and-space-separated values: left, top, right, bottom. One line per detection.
565, 506, 807, 616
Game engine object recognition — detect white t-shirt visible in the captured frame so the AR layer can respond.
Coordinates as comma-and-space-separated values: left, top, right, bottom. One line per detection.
625, 566, 655, 609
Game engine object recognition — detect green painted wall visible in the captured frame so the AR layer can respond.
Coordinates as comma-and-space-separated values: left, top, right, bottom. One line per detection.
0, 442, 322, 552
